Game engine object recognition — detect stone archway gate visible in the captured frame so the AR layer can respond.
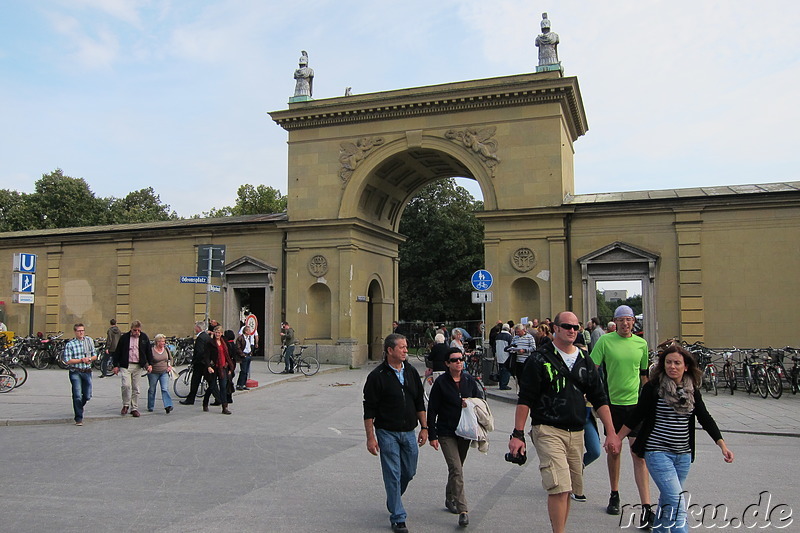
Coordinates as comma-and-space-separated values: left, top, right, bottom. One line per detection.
270, 71, 588, 366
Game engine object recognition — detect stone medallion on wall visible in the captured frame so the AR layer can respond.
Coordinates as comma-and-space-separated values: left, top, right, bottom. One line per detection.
511, 247, 536, 272
308, 254, 329, 277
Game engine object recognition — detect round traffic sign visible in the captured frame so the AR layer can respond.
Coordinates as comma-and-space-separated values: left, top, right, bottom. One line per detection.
471, 269, 493, 291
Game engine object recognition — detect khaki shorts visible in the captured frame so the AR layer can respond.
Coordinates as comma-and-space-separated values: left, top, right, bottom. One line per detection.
531, 425, 585, 495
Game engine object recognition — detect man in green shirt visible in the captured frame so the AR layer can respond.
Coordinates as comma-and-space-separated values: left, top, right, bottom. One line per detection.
591, 305, 653, 528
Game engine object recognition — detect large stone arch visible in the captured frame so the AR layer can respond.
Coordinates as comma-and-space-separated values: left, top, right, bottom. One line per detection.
339, 136, 498, 231
270, 71, 588, 365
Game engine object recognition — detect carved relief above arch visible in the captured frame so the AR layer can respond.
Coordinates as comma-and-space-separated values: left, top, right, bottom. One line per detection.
338, 134, 498, 231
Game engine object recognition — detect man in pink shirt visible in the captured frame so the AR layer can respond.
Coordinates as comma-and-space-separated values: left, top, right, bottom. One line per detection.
112, 320, 153, 418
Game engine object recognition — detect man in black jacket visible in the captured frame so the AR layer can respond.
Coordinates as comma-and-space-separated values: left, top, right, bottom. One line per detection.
508, 311, 620, 533
179, 321, 217, 406
363, 334, 428, 533
112, 320, 153, 418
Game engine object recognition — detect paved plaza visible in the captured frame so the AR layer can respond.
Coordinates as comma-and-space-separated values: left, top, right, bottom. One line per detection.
1, 361, 797, 532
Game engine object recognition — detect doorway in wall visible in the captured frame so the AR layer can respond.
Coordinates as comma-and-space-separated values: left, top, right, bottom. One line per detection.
233, 287, 265, 358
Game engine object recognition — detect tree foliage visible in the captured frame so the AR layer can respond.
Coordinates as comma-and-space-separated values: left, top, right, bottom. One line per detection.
0, 169, 177, 232
205, 184, 287, 217
107, 187, 178, 224
398, 179, 484, 322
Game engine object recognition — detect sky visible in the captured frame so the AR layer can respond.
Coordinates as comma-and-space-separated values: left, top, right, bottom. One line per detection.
1, 1, 799, 218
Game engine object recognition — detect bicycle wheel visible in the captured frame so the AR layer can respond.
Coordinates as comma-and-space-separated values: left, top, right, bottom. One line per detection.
10, 363, 27, 388
742, 365, 753, 394
708, 365, 718, 396
298, 356, 320, 376
173, 368, 192, 398
766, 367, 782, 399
267, 353, 285, 374
101, 355, 115, 377
724, 364, 736, 395
32, 349, 49, 370
702, 366, 712, 392
754, 367, 768, 399
0, 373, 14, 393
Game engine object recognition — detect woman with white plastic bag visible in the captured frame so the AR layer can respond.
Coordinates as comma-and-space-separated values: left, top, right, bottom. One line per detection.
427, 347, 484, 528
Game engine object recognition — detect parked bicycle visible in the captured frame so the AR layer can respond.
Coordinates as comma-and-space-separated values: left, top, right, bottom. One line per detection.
763, 348, 787, 399
721, 349, 739, 395
698, 351, 718, 396
268, 345, 320, 376
786, 347, 800, 395
172, 365, 208, 399
741, 350, 768, 398
0, 358, 27, 390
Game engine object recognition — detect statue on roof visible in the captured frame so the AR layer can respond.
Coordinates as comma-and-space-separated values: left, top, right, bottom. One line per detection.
535, 13, 561, 71
292, 51, 314, 101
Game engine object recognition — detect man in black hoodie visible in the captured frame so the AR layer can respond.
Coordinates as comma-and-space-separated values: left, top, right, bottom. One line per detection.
363, 334, 428, 533
508, 311, 620, 533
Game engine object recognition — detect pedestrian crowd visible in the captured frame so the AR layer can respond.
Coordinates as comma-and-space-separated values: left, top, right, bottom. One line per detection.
364, 306, 734, 533
63, 318, 260, 423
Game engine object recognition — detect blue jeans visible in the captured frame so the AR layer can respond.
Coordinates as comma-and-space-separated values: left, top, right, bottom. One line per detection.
284, 345, 295, 372
645, 451, 691, 533
376, 428, 419, 525
68, 370, 92, 422
583, 407, 602, 467
147, 371, 173, 411
237, 355, 252, 388
498, 361, 511, 388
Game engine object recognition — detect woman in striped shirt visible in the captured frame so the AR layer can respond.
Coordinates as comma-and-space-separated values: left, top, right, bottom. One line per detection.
617, 345, 734, 533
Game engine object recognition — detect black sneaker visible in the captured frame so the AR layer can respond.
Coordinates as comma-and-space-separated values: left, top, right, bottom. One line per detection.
445, 499, 458, 514
458, 513, 469, 527
391, 522, 408, 533
641, 506, 655, 530
607, 492, 621, 515
571, 493, 587, 502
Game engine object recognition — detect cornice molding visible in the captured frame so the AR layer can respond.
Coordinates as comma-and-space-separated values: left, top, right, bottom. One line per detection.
269, 72, 588, 141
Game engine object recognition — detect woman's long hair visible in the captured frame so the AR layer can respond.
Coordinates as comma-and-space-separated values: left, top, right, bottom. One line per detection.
651, 344, 702, 386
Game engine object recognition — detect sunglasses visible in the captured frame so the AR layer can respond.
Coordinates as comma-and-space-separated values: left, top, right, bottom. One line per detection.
558, 323, 581, 331
448, 357, 464, 363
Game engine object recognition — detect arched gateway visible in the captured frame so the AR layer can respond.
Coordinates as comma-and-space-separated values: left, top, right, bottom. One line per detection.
2, 72, 798, 359
270, 71, 588, 364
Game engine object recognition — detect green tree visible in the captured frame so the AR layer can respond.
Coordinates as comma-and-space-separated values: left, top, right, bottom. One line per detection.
0, 189, 38, 232
33, 169, 107, 229
398, 178, 484, 322
596, 290, 614, 325
0, 169, 181, 232
205, 184, 287, 217
107, 187, 178, 223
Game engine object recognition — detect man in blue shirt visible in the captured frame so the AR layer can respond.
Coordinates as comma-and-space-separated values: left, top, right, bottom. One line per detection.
62, 323, 97, 426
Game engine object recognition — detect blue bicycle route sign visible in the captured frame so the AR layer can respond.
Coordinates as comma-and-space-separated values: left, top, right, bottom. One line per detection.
471, 269, 493, 291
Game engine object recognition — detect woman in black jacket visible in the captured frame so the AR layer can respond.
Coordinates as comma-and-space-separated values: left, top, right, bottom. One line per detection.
427, 347, 483, 528
617, 344, 734, 533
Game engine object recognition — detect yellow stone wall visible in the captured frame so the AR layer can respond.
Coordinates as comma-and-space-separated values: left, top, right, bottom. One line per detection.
0, 225, 284, 344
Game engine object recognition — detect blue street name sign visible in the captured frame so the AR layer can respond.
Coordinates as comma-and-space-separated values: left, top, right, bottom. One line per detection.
180, 275, 209, 284
471, 269, 493, 291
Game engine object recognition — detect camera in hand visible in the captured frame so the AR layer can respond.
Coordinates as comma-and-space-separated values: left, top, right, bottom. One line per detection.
504, 451, 527, 465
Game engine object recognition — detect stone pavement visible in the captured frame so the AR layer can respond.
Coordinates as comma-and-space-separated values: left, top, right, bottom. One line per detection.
0, 360, 349, 425
1, 360, 797, 532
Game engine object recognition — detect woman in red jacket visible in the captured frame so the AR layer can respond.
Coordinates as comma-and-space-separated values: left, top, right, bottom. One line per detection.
204, 326, 234, 414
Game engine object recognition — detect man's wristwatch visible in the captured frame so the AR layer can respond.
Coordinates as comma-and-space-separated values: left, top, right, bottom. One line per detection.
420, 426, 428, 430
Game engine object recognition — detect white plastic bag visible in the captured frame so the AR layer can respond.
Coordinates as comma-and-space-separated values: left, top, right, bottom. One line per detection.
455, 401, 480, 441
